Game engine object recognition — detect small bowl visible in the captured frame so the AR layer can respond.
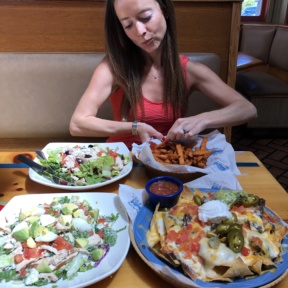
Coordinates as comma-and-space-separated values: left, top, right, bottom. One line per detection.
145, 176, 183, 208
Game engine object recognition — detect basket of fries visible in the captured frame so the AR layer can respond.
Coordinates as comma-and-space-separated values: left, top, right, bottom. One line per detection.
133, 130, 240, 183
140, 137, 211, 182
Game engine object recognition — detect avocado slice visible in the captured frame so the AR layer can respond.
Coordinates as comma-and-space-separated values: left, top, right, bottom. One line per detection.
12, 228, 30, 242
37, 259, 52, 273
89, 209, 99, 221
19, 211, 32, 222
29, 222, 44, 238
92, 248, 105, 261
75, 238, 89, 248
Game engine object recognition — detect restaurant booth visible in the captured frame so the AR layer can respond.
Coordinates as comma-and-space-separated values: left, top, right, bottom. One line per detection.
0, 1, 288, 288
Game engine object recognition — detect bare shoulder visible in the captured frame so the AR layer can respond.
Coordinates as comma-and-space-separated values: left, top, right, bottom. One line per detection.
89, 56, 116, 89
185, 59, 222, 88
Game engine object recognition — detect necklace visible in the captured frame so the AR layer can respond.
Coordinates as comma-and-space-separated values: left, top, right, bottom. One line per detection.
149, 72, 162, 80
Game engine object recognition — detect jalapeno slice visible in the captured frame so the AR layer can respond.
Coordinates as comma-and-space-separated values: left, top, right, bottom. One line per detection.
242, 194, 259, 207
193, 195, 203, 206
227, 230, 244, 253
229, 223, 242, 232
216, 223, 231, 235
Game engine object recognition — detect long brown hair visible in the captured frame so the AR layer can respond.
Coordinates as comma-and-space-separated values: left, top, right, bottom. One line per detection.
105, 0, 187, 120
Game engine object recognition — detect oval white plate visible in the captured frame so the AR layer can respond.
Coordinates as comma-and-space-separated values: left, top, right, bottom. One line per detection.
28, 142, 133, 191
1, 192, 130, 288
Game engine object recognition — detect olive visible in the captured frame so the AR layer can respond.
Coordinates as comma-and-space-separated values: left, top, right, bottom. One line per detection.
227, 230, 244, 253
193, 195, 203, 206
84, 154, 92, 158
216, 223, 231, 235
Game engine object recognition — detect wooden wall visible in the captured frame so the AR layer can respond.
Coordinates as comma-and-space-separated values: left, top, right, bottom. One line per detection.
0, 0, 242, 82
0, 0, 242, 141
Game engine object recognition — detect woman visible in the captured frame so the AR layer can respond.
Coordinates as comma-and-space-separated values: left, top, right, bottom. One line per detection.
70, 0, 257, 149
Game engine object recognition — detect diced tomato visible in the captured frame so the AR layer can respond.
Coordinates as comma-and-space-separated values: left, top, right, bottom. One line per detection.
264, 213, 278, 224
176, 234, 189, 244
52, 236, 73, 251
231, 205, 247, 214
251, 236, 263, 248
109, 150, 118, 160
97, 151, 103, 156
190, 241, 200, 253
165, 230, 178, 242
23, 248, 43, 260
241, 246, 250, 256
97, 231, 105, 238
14, 254, 24, 264
19, 268, 27, 278
98, 218, 107, 224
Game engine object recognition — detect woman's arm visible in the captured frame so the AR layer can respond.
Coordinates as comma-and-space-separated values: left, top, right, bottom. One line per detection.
166, 60, 257, 141
70, 58, 164, 142
70, 58, 134, 137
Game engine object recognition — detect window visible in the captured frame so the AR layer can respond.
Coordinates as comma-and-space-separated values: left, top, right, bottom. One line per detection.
241, 0, 269, 22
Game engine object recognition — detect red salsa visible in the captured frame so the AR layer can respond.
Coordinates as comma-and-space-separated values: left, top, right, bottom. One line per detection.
149, 180, 180, 196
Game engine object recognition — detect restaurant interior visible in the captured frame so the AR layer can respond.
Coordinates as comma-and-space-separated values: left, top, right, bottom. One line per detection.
0, 0, 288, 288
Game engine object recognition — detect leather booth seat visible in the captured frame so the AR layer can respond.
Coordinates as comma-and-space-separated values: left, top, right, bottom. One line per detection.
0, 52, 221, 140
236, 25, 288, 128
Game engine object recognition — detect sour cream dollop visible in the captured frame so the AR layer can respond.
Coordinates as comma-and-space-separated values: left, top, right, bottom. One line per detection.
198, 200, 232, 224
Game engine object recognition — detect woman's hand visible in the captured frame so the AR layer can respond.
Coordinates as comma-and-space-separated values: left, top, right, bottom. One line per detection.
165, 115, 208, 142
137, 122, 164, 143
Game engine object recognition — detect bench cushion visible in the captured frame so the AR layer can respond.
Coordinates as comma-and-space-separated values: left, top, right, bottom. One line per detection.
0, 52, 220, 138
236, 70, 288, 97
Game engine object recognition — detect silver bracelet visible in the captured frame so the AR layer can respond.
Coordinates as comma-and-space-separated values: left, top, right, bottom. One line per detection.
132, 121, 139, 136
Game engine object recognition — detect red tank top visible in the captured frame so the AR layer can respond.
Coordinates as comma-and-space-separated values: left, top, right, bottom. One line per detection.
106, 55, 189, 149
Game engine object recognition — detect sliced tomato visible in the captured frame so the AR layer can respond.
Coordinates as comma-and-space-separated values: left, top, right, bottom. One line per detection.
23, 248, 42, 259
52, 236, 73, 251
14, 254, 24, 264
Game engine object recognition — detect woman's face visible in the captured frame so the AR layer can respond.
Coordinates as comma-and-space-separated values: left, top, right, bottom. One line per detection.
114, 0, 167, 54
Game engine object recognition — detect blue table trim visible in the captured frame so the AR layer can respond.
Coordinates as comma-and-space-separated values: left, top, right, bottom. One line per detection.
0, 163, 29, 168
0, 162, 259, 169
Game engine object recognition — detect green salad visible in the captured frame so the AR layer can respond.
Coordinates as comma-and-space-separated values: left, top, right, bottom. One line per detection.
0, 195, 126, 286
39, 144, 130, 186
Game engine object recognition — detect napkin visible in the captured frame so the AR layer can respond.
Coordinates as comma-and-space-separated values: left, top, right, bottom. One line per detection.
119, 170, 242, 223
132, 130, 241, 176
119, 171, 243, 287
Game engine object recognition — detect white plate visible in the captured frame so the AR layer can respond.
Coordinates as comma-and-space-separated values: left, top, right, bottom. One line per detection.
29, 142, 133, 191
1, 192, 130, 288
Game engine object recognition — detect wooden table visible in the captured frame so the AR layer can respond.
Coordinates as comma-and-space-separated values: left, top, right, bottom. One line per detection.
237, 52, 263, 71
0, 151, 287, 288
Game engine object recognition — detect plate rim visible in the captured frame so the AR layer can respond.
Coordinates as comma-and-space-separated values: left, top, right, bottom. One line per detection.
28, 142, 133, 191
131, 189, 288, 288
1, 192, 131, 288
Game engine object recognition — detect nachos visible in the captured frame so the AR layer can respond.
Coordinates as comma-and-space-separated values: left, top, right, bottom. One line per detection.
146, 186, 288, 282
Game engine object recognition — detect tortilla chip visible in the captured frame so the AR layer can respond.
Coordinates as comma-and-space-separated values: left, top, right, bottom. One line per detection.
222, 257, 254, 278
150, 243, 180, 267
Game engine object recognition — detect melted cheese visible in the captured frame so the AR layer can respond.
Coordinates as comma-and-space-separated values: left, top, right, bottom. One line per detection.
198, 238, 238, 269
